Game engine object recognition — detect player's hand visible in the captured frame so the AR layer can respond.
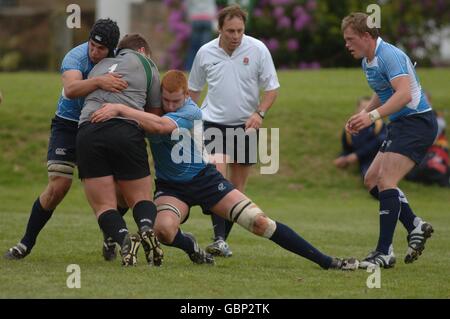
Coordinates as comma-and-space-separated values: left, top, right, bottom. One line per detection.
334, 156, 348, 168
245, 113, 263, 132
91, 103, 121, 122
97, 73, 128, 93
347, 110, 371, 134
345, 153, 358, 164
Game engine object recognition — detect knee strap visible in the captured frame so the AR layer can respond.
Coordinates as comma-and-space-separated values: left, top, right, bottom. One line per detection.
47, 160, 75, 179
229, 199, 276, 238
157, 203, 181, 219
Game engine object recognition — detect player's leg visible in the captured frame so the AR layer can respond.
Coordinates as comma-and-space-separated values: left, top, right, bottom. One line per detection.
360, 152, 416, 269
209, 189, 358, 270
5, 117, 77, 260
154, 196, 214, 264
117, 177, 163, 266
83, 176, 139, 266
205, 153, 235, 257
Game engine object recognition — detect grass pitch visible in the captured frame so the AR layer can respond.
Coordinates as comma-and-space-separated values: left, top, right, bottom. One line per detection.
0, 70, 449, 298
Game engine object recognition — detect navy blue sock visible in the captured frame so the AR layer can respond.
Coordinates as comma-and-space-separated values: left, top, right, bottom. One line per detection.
210, 213, 233, 241
20, 198, 54, 251
397, 189, 418, 233
98, 210, 128, 246
369, 186, 379, 200
167, 229, 195, 254
270, 222, 332, 269
376, 189, 401, 254
103, 206, 130, 241
133, 200, 157, 232
118, 206, 129, 216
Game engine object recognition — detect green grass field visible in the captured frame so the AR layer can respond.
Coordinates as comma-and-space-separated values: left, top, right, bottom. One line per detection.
0, 70, 449, 298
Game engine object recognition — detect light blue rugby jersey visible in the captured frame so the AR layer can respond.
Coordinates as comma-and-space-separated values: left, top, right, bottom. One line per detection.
56, 42, 95, 122
148, 98, 208, 182
362, 38, 431, 121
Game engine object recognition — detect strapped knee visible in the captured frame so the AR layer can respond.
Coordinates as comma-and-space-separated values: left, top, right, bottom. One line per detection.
157, 203, 181, 219
229, 199, 276, 238
47, 160, 75, 179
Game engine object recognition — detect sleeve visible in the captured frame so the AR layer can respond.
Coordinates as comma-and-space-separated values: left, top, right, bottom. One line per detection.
60, 49, 83, 74
258, 45, 280, 91
188, 49, 207, 91
146, 66, 161, 109
163, 113, 193, 130
380, 49, 409, 81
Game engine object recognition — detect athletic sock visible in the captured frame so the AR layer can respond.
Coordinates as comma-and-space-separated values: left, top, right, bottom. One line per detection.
210, 213, 234, 241
376, 189, 401, 254
20, 198, 54, 251
167, 229, 196, 254
98, 210, 128, 246
270, 222, 332, 269
369, 186, 379, 200
133, 200, 157, 232
396, 188, 419, 233
117, 206, 129, 216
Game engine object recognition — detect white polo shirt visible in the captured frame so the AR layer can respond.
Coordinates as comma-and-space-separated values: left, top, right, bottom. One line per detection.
188, 35, 280, 125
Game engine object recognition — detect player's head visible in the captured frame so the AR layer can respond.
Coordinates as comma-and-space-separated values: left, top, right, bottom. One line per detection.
342, 12, 379, 59
218, 4, 247, 53
161, 70, 189, 113
117, 33, 152, 58
88, 18, 120, 63
356, 96, 371, 112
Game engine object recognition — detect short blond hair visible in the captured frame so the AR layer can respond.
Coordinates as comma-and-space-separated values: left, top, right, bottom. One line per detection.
341, 12, 379, 39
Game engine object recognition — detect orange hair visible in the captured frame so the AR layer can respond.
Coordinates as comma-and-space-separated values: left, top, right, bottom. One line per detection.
161, 70, 188, 94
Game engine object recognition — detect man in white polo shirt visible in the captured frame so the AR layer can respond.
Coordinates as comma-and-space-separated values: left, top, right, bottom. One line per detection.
188, 4, 280, 257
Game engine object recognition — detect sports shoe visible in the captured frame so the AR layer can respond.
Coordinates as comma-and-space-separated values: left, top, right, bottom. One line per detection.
102, 237, 117, 261
205, 239, 232, 257
120, 233, 141, 267
185, 233, 215, 265
328, 257, 359, 270
405, 221, 434, 264
139, 226, 164, 267
359, 250, 396, 269
4, 243, 29, 260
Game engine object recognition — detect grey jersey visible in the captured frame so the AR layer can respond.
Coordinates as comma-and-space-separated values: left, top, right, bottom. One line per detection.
79, 48, 161, 124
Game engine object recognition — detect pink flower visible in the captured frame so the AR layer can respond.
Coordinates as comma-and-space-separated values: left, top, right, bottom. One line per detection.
286, 38, 300, 51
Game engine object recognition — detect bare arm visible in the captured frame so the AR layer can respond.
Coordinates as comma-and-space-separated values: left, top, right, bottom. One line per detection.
364, 93, 382, 112
90, 103, 177, 134
245, 88, 279, 130
62, 70, 128, 99
188, 90, 202, 105
347, 75, 412, 133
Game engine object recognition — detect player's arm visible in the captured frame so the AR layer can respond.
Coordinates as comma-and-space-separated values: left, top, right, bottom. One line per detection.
90, 103, 176, 134
364, 93, 382, 112
62, 70, 128, 99
347, 76, 411, 133
188, 90, 202, 104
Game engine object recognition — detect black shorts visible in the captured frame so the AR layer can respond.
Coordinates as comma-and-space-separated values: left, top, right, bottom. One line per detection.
77, 119, 150, 180
380, 111, 438, 164
203, 121, 258, 165
47, 116, 78, 165
154, 164, 235, 223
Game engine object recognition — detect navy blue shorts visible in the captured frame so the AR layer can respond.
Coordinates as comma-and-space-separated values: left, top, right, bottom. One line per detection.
380, 111, 438, 164
154, 164, 235, 223
47, 115, 78, 165
203, 121, 258, 165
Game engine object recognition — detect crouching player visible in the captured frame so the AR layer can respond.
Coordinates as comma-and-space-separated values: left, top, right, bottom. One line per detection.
91, 70, 359, 270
